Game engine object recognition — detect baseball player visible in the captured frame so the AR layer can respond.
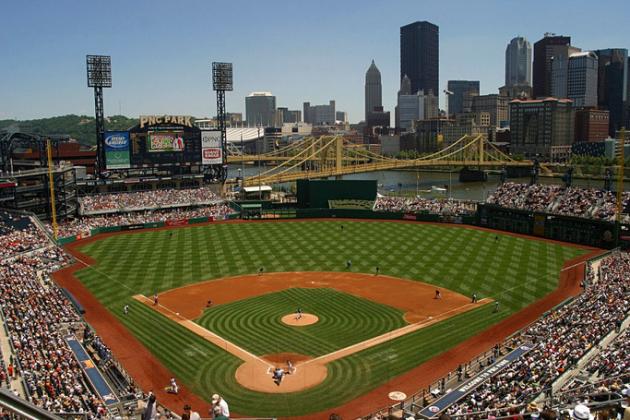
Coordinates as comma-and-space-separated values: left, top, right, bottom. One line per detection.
153, 293, 158, 306
272, 367, 285, 386
211, 394, 229, 418
471, 293, 478, 303
295, 307, 303, 320
494, 301, 500, 313
434, 289, 442, 299
166, 377, 178, 394
123, 304, 129, 315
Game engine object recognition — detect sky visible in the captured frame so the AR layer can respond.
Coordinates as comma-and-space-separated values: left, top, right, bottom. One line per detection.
1, 0, 629, 124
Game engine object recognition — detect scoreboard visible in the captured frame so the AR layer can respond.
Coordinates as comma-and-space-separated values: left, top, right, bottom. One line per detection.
103, 115, 221, 172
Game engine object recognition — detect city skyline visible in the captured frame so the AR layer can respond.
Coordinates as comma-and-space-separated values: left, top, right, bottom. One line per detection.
1, 0, 629, 124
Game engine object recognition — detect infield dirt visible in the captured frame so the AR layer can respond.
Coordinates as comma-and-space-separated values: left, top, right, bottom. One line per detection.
135, 271, 488, 393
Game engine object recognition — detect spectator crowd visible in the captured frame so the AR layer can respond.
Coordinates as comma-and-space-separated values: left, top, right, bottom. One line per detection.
0, 214, 143, 417
487, 182, 630, 223
0, 245, 111, 415
432, 251, 630, 418
51, 203, 234, 238
584, 328, 629, 380
79, 186, 220, 214
0, 211, 50, 259
374, 196, 477, 216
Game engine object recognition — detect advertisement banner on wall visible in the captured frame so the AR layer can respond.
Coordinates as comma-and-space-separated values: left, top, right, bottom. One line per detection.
166, 219, 189, 227
201, 130, 223, 165
104, 131, 131, 169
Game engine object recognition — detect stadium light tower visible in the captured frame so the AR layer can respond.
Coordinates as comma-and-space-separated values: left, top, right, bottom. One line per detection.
212, 62, 233, 182
86, 55, 112, 176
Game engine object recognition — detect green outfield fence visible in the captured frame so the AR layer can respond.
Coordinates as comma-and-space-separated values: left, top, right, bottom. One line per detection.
56, 215, 226, 245
56, 203, 623, 249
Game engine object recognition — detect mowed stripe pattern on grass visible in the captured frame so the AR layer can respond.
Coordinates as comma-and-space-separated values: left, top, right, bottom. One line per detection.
197, 288, 407, 357
73, 221, 586, 416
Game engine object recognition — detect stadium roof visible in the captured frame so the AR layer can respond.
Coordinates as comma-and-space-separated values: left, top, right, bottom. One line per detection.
247, 91, 274, 97
226, 127, 265, 143
242, 186, 272, 193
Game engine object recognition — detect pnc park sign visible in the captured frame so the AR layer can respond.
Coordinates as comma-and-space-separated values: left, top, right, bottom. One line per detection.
139, 115, 194, 129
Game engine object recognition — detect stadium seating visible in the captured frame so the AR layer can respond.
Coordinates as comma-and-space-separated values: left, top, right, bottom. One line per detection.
374, 196, 477, 215
0, 213, 145, 417
487, 182, 630, 223
0, 211, 50, 258
52, 202, 234, 238
79, 186, 221, 214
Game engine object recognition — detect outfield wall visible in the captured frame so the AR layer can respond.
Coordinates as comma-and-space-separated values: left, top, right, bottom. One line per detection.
56, 214, 236, 245
477, 204, 622, 249
56, 206, 622, 249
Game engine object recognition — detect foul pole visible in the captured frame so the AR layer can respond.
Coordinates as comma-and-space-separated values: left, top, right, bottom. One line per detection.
46, 139, 58, 240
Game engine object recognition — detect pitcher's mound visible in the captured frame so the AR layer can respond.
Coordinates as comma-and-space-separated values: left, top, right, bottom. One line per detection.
281, 313, 318, 326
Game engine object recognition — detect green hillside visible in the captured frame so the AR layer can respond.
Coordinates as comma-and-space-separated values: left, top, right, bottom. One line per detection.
0, 115, 138, 145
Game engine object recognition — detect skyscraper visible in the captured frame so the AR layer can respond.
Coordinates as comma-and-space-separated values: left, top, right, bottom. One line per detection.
533, 34, 572, 98
505, 37, 532, 87
567, 52, 599, 108
550, 44, 582, 99
594, 48, 628, 136
471, 94, 509, 127
400, 21, 439, 96
364, 60, 383, 122
303, 100, 336, 125
510, 98, 575, 160
447, 80, 480, 115
395, 75, 412, 129
398, 93, 425, 131
245, 92, 276, 127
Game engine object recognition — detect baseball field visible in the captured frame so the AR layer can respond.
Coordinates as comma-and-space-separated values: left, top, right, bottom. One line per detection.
56, 220, 591, 418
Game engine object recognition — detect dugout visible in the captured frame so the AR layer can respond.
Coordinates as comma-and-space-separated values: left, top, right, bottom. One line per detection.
296, 179, 377, 209
240, 203, 262, 219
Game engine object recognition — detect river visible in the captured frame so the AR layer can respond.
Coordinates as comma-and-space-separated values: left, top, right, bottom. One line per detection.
228, 165, 628, 202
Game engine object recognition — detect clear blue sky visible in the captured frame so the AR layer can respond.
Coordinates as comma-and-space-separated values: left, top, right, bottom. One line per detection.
1, 0, 628, 123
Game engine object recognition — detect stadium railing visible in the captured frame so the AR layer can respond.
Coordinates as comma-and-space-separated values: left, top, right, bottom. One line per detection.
0, 306, 29, 403
0, 388, 67, 420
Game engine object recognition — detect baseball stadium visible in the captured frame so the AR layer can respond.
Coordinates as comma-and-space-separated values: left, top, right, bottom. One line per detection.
1, 112, 629, 420
0, 29, 629, 418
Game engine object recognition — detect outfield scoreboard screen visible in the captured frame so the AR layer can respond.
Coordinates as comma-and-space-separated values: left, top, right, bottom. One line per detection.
129, 127, 200, 167
147, 131, 185, 153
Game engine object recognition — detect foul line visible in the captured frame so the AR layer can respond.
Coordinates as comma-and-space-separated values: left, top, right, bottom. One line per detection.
133, 294, 273, 368
301, 298, 493, 367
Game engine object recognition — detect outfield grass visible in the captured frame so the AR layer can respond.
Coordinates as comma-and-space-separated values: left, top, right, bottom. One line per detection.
74, 221, 586, 416
197, 288, 407, 357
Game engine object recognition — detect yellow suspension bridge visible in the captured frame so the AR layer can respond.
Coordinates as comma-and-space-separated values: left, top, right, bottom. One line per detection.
228, 135, 533, 186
